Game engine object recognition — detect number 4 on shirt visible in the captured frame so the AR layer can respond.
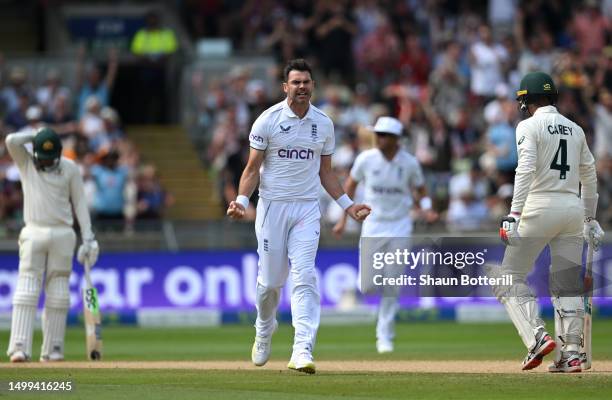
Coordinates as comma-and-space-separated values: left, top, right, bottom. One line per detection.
550, 138, 570, 180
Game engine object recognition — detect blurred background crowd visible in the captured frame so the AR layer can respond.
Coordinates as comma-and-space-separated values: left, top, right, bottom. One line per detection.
0, 0, 611, 239
185, 0, 612, 233
0, 19, 175, 235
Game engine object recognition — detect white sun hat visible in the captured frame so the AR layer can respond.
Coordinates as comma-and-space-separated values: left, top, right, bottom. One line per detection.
371, 116, 403, 136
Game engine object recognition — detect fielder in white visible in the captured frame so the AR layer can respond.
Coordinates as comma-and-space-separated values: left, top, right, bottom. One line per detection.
333, 116, 436, 353
226, 59, 370, 374
5, 127, 99, 362
496, 72, 604, 372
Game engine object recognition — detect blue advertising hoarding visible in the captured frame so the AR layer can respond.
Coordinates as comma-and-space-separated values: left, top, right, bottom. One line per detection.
0, 245, 611, 319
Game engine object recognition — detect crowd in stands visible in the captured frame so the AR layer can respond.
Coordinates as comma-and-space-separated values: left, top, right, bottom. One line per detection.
1, 1, 611, 234
185, 0, 612, 231
0, 46, 171, 235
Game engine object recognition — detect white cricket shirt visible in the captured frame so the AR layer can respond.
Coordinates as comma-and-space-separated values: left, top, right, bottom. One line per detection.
350, 148, 425, 221
5, 131, 94, 239
511, 105, 597, 213
249, 100, 335, 201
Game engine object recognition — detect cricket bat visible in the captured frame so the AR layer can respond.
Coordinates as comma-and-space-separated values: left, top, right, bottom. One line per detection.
581, 244, 594, 370
83, 261, 103, 360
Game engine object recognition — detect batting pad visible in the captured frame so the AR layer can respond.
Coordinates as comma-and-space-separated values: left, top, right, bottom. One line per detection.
41, 276, 70, 358
7, 273, 42, 358
552, 296, 584, 352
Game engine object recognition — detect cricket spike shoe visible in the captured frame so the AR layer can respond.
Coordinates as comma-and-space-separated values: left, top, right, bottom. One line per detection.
522, 330, 556, 370
9, 350, 29, 363
547, 352, 582, 373
251, 320, 278, 367
40, 351, 64, 362
288, 350, 316, 374
376, 339, 394, 354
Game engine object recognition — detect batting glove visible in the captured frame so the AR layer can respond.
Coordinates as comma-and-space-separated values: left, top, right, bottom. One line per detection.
583, 218, 604, 251
500, 212, 521, 246
78, 239, 99, 267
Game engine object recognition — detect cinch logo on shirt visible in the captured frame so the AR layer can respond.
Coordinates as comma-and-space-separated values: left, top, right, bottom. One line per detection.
250, 134, 264, 144
278, 148, 315, 160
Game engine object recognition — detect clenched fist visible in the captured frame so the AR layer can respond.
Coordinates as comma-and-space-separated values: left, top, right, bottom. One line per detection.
347, 204, 371, 222
226, 201, 246, 220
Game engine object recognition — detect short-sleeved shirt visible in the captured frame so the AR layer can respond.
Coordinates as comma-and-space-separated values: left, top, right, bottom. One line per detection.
350, 148, 424, 221
78, 84, 109, 118
91, 165, 129, 214
470, 41, 507, 97
249, 100, 335, 201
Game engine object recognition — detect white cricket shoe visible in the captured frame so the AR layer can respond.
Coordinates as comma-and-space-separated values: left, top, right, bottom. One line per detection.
287, 350, 316, 374
10, 350, 29, 363
251, 320, 278, 366
377, 339, 394, 354
548, 352, 582, 373
40, 351, 64, 362
251, 336, 272, 366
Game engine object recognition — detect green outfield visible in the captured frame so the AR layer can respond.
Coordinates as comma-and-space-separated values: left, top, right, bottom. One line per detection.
1, 321, 611, 399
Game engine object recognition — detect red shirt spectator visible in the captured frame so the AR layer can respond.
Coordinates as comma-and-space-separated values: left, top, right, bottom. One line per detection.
397, 34, 430, 87
571, 2, 610, 58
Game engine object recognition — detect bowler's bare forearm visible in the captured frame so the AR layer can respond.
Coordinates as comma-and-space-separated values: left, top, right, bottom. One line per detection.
237, 148, 265, 198
338, 176, 358, 224
237, 166, 260, 198
319, 155, 345, 200
343, 176, 358, 199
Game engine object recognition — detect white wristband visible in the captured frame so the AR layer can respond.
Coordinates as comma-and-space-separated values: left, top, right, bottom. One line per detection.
419, 197, 432, 210
235, 195, 249, 209
336, 194, 354, 210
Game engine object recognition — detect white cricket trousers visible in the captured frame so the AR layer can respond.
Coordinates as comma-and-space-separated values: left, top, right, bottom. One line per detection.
254, 199, 321, 353
499, 193, 584, 350
361, 217, 413, 343
501, 193, 583, 286
8, 224, 76, 358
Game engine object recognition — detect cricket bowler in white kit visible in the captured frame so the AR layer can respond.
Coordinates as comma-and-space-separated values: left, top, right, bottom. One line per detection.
333, 116, 435, 354
496, 72, 604, 372
5, 127, 99, 362
226, 59, 370, 374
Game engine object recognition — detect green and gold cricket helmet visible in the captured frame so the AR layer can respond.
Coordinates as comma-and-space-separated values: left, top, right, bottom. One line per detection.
516, 71, 558, 103
33, 127, 62, 161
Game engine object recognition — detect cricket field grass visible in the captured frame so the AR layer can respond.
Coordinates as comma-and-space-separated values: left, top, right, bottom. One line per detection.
0, 321, 611, 399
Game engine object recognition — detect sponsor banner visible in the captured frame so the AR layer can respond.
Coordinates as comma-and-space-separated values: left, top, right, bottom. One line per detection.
65, 16, 144, 51
0, 246, 610, 315
0, 250, 359, 313
66, 16, 143, 40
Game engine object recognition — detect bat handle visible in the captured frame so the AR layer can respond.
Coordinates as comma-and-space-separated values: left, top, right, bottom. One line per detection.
84, 260, 94, 289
